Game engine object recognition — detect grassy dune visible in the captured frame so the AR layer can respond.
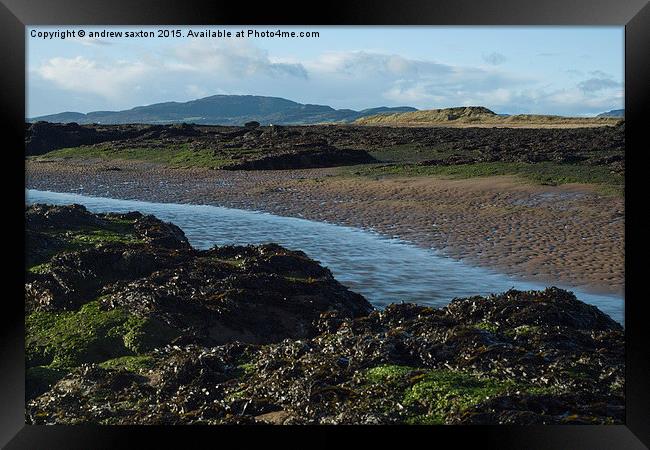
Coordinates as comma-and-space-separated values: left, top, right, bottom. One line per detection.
355, 107, 622, 128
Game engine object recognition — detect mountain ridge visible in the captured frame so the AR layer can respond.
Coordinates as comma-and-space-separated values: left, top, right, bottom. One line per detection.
29, 95, 417, 126
596, 109, 624, 118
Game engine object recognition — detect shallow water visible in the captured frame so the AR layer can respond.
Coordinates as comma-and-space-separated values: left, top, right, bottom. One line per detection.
26, 189, 624, 324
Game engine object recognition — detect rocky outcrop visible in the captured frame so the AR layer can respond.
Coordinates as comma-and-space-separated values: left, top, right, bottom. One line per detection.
25, 122, 203, 156
25, 122, 107, 156
27, 288, 623, 425
221, 146, 377, 170
25, 204, 372, 400
26, 122, 625, 172
25, 202, 369, 322
26, 206, 191, 312
25, 205, 624, 425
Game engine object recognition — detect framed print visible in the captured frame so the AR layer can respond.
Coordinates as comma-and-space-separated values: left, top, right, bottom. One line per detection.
1, 0, 648, 447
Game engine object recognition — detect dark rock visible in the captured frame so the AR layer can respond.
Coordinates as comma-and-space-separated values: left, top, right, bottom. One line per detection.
25, 206, 624, 426
26, 122, 624, 171
25, 245, 186, 311
25, 205, 372, 344
25, 122, 201, 155
28, 285, 624, 424
443, 287, 621, 331
26, 122, 106, 156
132, 215, 190, 249
26, 203, 104, 231
103, 245, 372, 345
221, 146, 376, 170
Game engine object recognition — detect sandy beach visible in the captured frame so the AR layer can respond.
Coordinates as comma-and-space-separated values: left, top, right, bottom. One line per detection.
26, 158, 624, 296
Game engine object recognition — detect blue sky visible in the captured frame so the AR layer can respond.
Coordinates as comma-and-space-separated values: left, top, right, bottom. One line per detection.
27, 26, 624, 117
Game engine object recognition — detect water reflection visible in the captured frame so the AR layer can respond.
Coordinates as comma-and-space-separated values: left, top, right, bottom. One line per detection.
26, 189, 624, 324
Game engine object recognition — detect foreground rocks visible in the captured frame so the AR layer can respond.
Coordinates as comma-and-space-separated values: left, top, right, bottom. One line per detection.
25, 204, 624, 425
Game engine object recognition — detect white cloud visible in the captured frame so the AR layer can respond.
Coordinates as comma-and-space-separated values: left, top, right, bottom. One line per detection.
34, 39, 309, 103
545, 88, 621, 110
302, 51, 538, 110
36, 56, 150, 99
577, 77, 620, 92
167, 39, 307, 79
306, 51, 451, 78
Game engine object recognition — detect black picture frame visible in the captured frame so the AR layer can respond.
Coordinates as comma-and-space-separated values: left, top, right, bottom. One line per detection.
2, 0, 648, 447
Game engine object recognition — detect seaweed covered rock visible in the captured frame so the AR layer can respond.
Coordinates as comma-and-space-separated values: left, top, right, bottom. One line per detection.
26, 203, 105, 231
221, 145, 376, 170
443, 287, 620, 331
132, 214, 190, 249
26, 245, 187, 311
25, 205, 623, 425
25, 204, 372, 400
102, 244, 371, 345
27, 275, 624, 424
206, 290, 622, 425
26, 205, 191, 311
27, 122, 625, 171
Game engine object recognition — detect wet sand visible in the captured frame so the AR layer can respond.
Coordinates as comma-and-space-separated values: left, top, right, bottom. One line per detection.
26, 158, 624, 296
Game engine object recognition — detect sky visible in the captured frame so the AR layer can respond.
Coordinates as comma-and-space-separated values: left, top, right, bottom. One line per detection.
26, 26, 624, 118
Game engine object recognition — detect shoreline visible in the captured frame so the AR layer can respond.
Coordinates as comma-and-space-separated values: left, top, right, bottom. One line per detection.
26, 158, 625, 297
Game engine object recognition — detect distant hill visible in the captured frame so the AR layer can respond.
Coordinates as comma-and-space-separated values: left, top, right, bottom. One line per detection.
355, 106, 622, 128
28, 95, 417, 126
597, 109, 624, 118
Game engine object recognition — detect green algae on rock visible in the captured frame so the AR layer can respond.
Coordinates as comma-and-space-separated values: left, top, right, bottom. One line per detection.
25, 204, 624, 425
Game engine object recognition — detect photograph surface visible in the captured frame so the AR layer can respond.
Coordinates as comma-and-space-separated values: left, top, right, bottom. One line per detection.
25, 25, 625, 425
